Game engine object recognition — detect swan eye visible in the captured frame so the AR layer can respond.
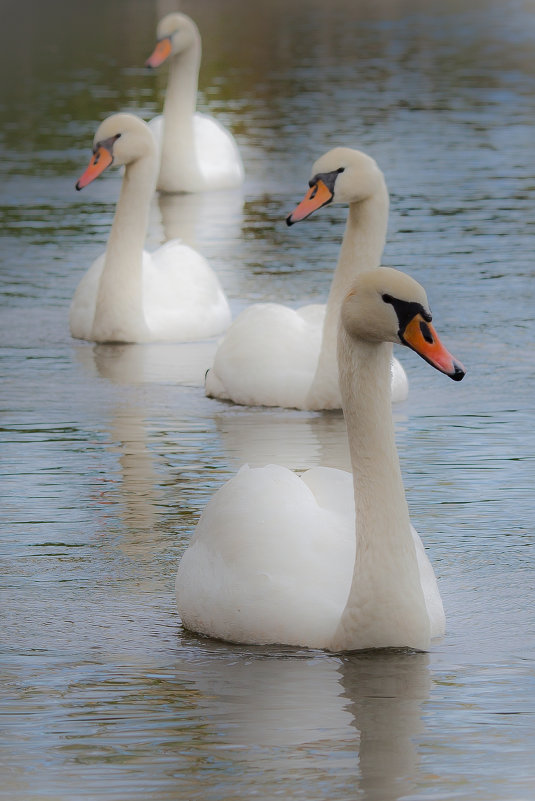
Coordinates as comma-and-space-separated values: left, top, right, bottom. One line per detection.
381, 293, 432, 332
337, 167, 345, 173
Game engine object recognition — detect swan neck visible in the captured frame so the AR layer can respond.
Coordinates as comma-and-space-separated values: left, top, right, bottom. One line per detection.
107, 156, 154, 258
163, 43, 200, 127
307, 189, 389, 406
330, 330, 430, 651
342, 336, 404, 512
92, 154, 155, 342
159, 38, 201, 187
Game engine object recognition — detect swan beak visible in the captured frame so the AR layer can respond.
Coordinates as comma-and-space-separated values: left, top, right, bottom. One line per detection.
286, 179, 333, 225
145, 37, 172, 68
401, 314, 466, 381
75, 146, 114, 190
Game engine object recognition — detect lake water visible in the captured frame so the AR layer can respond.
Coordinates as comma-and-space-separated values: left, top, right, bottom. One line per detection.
1, 0, 535, 798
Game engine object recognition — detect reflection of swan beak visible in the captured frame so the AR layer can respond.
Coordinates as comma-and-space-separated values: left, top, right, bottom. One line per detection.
75, 146, 114, 190
286, 179, 333, 225
145, 37, 172, 68
400, 314, 466, 380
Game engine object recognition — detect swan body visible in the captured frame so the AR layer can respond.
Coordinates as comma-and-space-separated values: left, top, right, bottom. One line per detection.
146, 13, 244, 193
205, 147, 409, 409
70, 113, 231, 344
177, 268, 465, 651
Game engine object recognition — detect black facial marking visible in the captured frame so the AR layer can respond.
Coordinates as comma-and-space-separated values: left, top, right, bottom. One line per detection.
93, 133, 121, 156
382, 293, 432, 335
308, 167, 345, 196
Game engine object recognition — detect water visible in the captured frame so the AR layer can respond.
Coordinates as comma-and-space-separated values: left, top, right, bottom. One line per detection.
1, 0, 535, 798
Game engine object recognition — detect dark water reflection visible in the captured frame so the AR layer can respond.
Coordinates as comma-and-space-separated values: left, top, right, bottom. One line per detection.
2, 0, 535, 799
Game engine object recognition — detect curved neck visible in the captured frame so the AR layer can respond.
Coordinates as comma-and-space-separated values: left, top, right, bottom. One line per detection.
159, 37, 201, 187
306, 185, 389, 405
330, 330, 430, 651
92, 154, 155, 342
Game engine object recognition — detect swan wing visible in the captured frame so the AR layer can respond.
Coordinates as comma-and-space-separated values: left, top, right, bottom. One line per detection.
205, 303, 325, 407
193, 112, 244, 189
410, 525, 446, 638
142, 241, 231, 340
176, 464, 354, 647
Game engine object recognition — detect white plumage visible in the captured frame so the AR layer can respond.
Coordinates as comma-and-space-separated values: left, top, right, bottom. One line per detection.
205, 147, 408, 409
146, 13, 244, 193
70, 113, 230, 344
177, 268, 466, 651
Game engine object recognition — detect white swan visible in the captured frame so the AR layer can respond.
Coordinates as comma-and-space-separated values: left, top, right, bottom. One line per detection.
205, 147, 409, 409
145, 12, 244, 193
70, 113, 231, 344
177, 267, 466, 651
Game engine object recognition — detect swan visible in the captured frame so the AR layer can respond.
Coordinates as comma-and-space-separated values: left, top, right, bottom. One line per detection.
70, 113, 231, 344
205, 147, 409, 409
145, 12, 244, 193
177, 267, 466, 651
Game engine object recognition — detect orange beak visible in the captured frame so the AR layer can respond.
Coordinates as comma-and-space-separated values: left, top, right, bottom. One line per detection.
401, 314, 465, 381
75, 146, 114, 190
145, 37, 172, 68
286, 179, 334, 225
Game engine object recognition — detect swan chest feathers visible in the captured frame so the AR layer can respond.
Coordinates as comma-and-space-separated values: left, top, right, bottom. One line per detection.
175, 464, 443, 649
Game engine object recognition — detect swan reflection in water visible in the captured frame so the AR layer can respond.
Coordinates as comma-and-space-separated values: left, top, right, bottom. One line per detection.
74, 339, 218, 387
157, 188, 244, 257
71, 341, 217, 562
212, 403, 409, 472
166, 640, 432, 801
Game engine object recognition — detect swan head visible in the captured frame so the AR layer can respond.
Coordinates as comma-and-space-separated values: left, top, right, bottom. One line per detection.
287, 147, 386, 225
75, 113, 156, 190
145, 13, 200, 68
342, 268, 466, 380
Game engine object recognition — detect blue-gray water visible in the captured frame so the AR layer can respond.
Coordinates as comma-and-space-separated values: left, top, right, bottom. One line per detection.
1, 0, 535, 798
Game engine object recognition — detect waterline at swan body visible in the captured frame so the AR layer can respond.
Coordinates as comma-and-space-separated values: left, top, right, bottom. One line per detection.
177, 268, 465, 651
70, 113, 231, 344
146, 13, 244, 194
205, 148, 408, 409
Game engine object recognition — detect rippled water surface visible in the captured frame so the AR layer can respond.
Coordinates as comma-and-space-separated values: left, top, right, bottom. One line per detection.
2, 0, 535, 798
